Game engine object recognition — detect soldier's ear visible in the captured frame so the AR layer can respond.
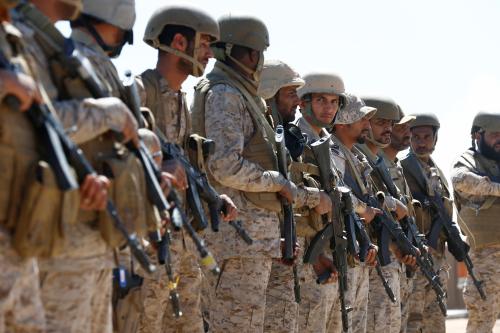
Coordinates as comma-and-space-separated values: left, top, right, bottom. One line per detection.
171, 33, 188, 52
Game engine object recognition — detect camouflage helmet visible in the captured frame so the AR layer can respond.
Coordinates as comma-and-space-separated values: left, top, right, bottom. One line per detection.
297, 73, 347, 104
143, 6, 219, 77
82, 0, 135, 31
335, 93, 377, 125
472, 110, 500, 133
395, 104, 415, 126
0, 0, 19, 9
362, 96, 400, 121
213, 14, 269, 85
409, 113, 440, 129
257, 59, 304, 100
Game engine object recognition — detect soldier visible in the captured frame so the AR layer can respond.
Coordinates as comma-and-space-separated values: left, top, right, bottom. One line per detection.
258, 60, 331, 333
380, 109, 417, 333
191, 14, 299, 332
11, 1, 151, 332
356, 96, 416, 333
138, 6, 237, 332
400, 113, 451, 333
293, 73, 346, 333
452, 110, 500, 333
330, 93, 381, 333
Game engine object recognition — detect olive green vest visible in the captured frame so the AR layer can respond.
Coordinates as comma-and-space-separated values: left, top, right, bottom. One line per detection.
456, 150, 500, 249
191, 61, 281, 212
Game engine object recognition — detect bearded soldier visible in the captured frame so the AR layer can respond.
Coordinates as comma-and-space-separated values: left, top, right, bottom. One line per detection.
356, 96, 416, 333
400, 113, 452, 333
330, 93, 381, 333
258, 60, 332, 333
451, 110, 500, 333
138, 6, 237, 332
380, 108, 417, 333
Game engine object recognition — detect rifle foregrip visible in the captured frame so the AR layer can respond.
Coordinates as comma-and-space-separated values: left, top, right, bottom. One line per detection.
316, 271, 331, 284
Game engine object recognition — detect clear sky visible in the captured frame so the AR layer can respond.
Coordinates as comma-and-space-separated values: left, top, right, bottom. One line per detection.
63, 0, 500, 179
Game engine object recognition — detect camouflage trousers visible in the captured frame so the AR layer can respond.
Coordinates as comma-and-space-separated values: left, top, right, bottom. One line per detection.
366, 261, 401, 333
297, 237, 338, 333
464, 246, 500, 333
399, 266, 415, 333
326, 263, 370, 333
40, 268, 112, 333
263, 260, 299, 333
209, 256, 273, 332
0, 230, 45, 333
136, 230, 204, 333
406, 254, 447, 333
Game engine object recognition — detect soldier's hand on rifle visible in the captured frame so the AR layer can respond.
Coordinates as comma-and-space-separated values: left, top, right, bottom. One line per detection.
392, 245, 419, 267
220, 194, 238, 221
1, 70, 42, 111
314, 191, 332, 215
79, 174, 110, 211
162, 159, 188, 190
366, 245, 378, 266
313, 254, 338, 284
359, 206, 382, 224
278, 181, 296, 205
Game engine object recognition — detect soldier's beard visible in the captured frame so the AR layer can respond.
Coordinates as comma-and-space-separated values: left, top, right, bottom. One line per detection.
479, 136, 500, 162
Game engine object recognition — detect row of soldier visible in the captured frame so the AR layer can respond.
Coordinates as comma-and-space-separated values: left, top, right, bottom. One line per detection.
1, 0, 499, 333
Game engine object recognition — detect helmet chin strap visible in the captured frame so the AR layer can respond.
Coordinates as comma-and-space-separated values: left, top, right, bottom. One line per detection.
156, 32, 206, 78
366, 127, 390, 148
301, 101, 331, 128
214, 43, 263, 88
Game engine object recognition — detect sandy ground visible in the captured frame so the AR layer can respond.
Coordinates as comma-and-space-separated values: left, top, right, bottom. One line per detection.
446, 318, 500, 332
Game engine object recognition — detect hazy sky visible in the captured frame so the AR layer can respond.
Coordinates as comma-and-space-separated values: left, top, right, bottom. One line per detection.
62, 0, 500, 178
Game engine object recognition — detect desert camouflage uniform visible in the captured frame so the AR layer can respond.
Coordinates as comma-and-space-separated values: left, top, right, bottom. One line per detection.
380, 152, 416, 333
136, 68, 204, 333
452, 148, 500, 333
11, 15, 139, 333
294, 116, 341, 333
0, 21, 46, 333
356, 144, 402, 333
196, 62, 288, 332
401, 153, 449, 333
328, 136, 374, 333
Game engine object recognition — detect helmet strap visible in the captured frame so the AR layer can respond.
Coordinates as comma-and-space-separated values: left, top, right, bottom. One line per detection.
156, 32, 205, 77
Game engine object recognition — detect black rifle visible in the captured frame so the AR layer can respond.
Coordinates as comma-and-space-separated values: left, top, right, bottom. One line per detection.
275, 125, 301, 303
370, 156, 447, 312
402, 153, 486, 301
303, 135, 351, 332
0, 45, 156, 274
157, 229, 182, 317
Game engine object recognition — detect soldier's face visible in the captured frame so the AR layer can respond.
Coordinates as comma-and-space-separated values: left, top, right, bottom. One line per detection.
391, 123, 411, 151
370, 118, 394, 144
196, 34, 214, 68
347, 116, 371, 144
410, 126, 436, 155
276, 86, 300, 123
478, 131, 500, 161
310, 93, 339, 124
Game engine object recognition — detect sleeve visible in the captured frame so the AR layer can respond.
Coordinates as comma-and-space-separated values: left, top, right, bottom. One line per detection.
54, 96, 133, 144
294, 186, 321, 208
451, 164, 500, 197
205, 85, 288, 192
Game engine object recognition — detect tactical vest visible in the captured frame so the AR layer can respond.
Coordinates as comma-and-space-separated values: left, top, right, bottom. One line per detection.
191, 62, 281, 212
140, 69, 191, 148
289, 157, 322, 238
0, 23, 79, 258
455, 150, 500, 249
24, 18, 158, 247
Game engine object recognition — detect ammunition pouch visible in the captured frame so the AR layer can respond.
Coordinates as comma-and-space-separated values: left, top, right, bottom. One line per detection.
14, 161, 79, 258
